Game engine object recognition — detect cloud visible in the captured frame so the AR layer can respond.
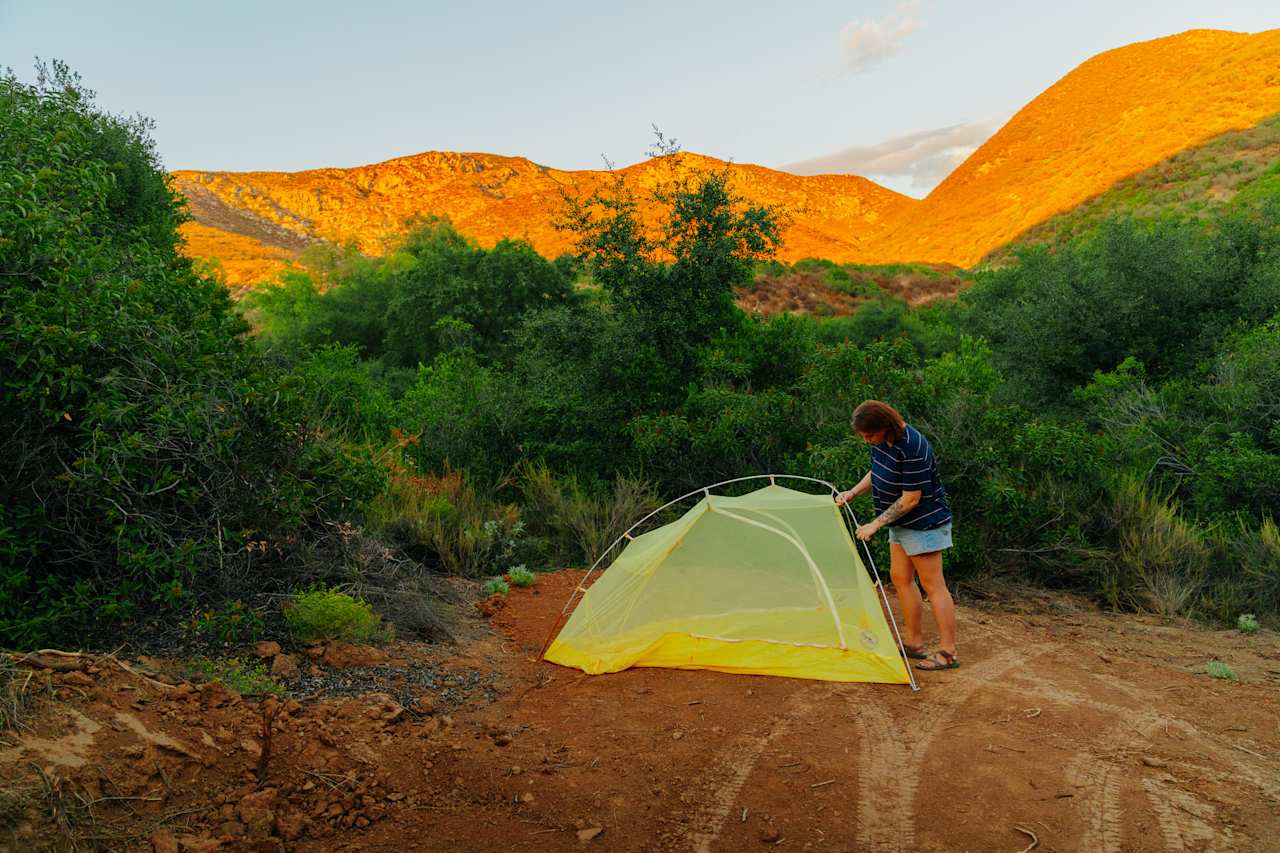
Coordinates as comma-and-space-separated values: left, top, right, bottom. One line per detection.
839, 1, 922, 74
781, 119, 1000, 191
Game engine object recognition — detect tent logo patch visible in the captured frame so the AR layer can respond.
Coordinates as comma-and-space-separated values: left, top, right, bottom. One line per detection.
860, 630, 878, 649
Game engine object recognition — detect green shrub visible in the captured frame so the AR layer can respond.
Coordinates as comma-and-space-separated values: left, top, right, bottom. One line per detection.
507, 566, 536, 588
518, 463, 660, 565
186, 657, 283, 696
189, 601, 266, 646
483, 578, 510, 597
1205, 660, 1236, 680
285, 587, 389, 644
1237, 613, 1260, 633
370, 470, 525, 578
0, 64, 383, 648
1110, 478, 1208, 617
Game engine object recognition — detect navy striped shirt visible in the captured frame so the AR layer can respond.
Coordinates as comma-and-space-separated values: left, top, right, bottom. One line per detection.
869, 424, 952, 530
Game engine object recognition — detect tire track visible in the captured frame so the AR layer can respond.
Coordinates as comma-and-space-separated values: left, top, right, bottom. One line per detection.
848, 645, 1054, 851
1143, 778, 1237, 852
683, 691, 818, 853
1008, 663, 1248, 853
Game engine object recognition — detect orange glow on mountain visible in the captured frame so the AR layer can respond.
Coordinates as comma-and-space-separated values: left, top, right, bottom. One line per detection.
176, 29, 1280, 286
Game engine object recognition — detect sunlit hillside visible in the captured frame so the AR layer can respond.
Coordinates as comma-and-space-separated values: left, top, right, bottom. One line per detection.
983, 112, 1280, 264
175, 153, 914, 287
884, 28, 1280, 266
175, 28, 1280, 285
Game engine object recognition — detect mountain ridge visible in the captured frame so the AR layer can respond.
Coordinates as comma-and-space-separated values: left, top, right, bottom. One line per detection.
176, 27, 1280, 286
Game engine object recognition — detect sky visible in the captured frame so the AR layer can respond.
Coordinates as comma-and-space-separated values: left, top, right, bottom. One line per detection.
2, 1, 1277, 197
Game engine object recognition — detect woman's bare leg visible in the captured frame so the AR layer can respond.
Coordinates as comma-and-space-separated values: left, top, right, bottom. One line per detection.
910, 550, 956, 655
889, 542, 924, 649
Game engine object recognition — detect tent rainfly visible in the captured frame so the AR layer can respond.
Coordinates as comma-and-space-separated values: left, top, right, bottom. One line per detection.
543, 477, 916, 687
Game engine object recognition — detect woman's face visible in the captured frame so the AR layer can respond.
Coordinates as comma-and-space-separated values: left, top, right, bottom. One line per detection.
857, 429, 886, 445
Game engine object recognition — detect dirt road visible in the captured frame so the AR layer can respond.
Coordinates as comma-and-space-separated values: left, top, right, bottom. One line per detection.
3, 571, 1277, 851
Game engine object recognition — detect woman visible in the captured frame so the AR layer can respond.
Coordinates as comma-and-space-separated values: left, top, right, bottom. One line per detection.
835, 400, 958, 671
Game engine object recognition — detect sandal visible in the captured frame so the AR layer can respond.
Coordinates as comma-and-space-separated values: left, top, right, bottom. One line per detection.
916, 650, 960, 671
900, 643, 929, 660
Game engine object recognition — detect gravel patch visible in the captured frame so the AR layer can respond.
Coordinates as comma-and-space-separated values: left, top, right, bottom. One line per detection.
288, 662, 501, 711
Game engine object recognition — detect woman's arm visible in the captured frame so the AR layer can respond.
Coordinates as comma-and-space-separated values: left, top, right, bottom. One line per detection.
855, 489, 921, 540
835, 471, 872, 506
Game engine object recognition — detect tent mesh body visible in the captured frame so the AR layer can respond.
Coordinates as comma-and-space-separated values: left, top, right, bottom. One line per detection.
544, 484, 910, 684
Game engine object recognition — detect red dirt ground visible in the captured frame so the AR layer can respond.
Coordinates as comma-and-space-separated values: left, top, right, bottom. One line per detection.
3, 570, 1277, 851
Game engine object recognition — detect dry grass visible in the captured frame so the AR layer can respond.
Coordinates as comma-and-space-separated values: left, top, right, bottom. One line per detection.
1111, 477, 1208, 617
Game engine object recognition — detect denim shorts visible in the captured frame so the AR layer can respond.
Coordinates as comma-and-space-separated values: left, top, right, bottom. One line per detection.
887, 522, 953, 556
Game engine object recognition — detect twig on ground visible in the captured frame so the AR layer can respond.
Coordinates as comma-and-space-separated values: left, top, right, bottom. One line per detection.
741, 807, 748, 822
778, 761, 803, 768
810, 779, 835, 789
1014, 824, 1039, 852
1232, 743, 1265, 759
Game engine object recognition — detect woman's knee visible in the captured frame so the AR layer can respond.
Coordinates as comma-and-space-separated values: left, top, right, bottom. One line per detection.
912, 553, 949, 594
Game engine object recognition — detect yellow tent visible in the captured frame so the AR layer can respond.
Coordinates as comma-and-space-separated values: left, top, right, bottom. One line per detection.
544, 478, 915, 687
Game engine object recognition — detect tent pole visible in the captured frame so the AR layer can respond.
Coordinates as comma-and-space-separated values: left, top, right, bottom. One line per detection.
842, 502, 920, 692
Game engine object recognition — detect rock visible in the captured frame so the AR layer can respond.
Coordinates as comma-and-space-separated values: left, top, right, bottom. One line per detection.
60, 670, 95, 687
304, 644, 326, 661
760, 827, 782, 843
175, 835, 222, 852
577, 826, 604, 842
236, 788, 278, 839
274, 807, 310, 841
320, 643, 389, 669
254, 641, 282, 659
216, 821, 245, 838
355, 815, 371, 828
493, 733, 512, 747
150, 829, 179, 853
671, 730, 685, 741
1141, 755, 1167, 768
199, 682, 240, 708
520, 792, 535, 804
240, 739, 262, 758
413, 696, 436, 715
271, 654, 301, 681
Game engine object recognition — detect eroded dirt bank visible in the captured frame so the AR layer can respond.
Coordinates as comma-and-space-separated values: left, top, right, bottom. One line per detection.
3, 571, 1277, 851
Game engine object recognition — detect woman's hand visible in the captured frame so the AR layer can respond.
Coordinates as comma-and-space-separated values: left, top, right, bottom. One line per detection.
855, 522, 879, 541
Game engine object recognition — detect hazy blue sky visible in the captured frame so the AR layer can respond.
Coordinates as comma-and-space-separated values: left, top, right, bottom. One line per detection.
3, 1, 1276, 196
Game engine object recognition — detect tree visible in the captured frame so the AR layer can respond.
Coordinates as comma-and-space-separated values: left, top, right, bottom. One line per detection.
559, 134, 782, 379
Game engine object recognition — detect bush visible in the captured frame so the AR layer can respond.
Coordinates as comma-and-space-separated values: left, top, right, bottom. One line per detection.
370, 470, 525, 578
1237, 613, 1260, 633
483, 578, 510, 596
1109, 478, 1208, 616
507, 566, 536, 588
189, 600, 266, 646
0, 63, 383, 648
518, 463, 660, 565
186, 657, 283, 697
284, 587, 389, 644
1205, 660, 1236, 680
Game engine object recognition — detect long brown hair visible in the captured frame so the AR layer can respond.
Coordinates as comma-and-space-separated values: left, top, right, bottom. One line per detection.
851, 400, 905, 443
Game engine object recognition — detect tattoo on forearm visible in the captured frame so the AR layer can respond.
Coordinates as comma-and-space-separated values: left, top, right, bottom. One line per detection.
876, 496, 909, 526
